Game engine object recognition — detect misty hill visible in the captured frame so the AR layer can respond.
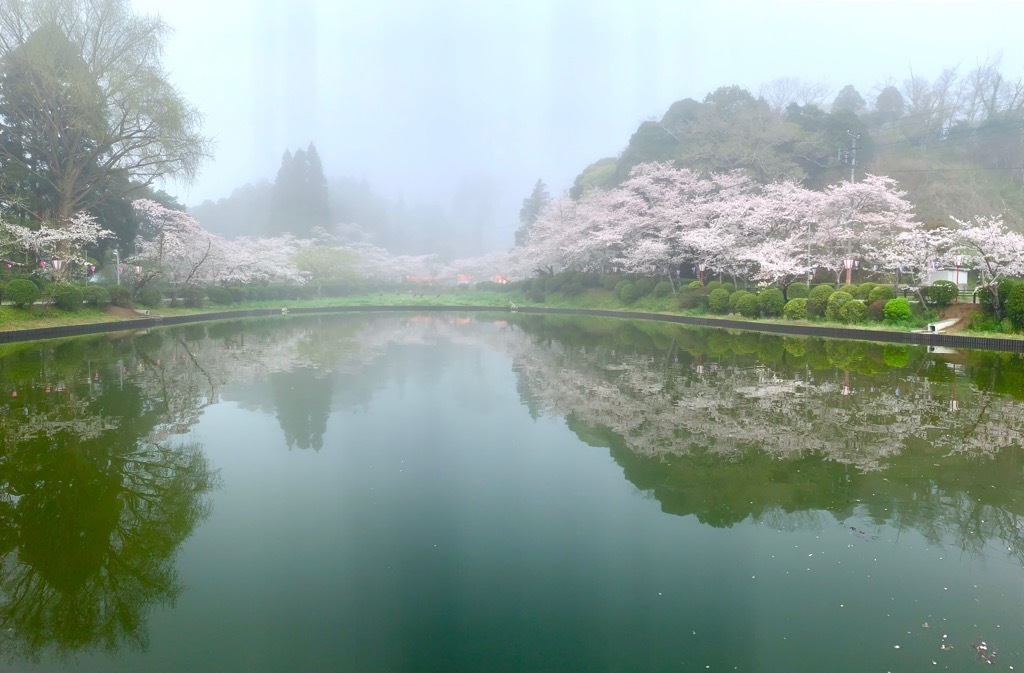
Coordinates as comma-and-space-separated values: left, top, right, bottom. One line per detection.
572, 61, 1024, 230
189, 149, 505, 259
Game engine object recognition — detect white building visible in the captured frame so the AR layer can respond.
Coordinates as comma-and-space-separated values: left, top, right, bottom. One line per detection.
926, 268, 968, 290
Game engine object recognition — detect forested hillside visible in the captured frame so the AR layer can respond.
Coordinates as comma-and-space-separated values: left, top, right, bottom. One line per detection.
571, 59, 1024, 230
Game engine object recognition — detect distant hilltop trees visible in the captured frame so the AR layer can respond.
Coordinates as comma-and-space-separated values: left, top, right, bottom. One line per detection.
267, 143, 332, 238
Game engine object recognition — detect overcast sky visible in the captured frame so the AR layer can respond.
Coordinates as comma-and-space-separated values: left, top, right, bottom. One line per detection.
131, 0, 1024, 234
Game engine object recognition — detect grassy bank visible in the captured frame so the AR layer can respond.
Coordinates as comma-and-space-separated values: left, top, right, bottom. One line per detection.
0, 287, 1019, 342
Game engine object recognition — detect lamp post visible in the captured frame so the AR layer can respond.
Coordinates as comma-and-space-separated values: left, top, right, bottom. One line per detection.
698, 262, 707, 286
843, 258, 855, 286
52, 259, 63, 282
115, 249, 121, 285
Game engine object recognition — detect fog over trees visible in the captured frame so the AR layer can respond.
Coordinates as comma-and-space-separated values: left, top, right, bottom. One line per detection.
2, 0, 1024, 295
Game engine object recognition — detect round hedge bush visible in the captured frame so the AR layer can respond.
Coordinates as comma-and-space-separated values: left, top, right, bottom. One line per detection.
1006, 283, 1024, 330
825, 291, 854, 322
708, 287, 731, 314
854, 282, 876, 300
866, 299, 886, 322
783, 297, 808, 320
786, 283, 809, 299
807, 284, 835, 317
677, 286, 709, 310
757, 288, 786, 318
51, 283, 84, 311
927, 280, 958, 308
883, 297, 912, 323
635, 277, 656, 297
108, 286, 132, 307
137, 285, 164, 308
728, 289, 751, 313
838, 299, 868, 324
5, 279, 40, 308
735, 293, 759, 318
206, 285, 234, 305
867, 285, 894, 303
82, 285, 110, 306
653, 280, 674, 298
618, 283, 639, 304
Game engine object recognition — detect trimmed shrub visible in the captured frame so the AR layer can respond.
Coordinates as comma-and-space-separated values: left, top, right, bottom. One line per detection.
82, 285, 110, 307
207, 285, 234, 305
1006, 283, 1024, 330
729, 289, 751, 312
866, 299, 886, 322
783, 297, 808, 320
526, 288, 545, 302
807, 284, 835, 318
707, 288, 731, 314
927, 280, 958, 308
137, 285, 164, 308
599, 274, 620, 291
719, 283, 736, 294
108, 285, 132, 307
5, 279, 40, 308
883, 297, 912, 323
867, 285, 894, 303
757, 288, 785, 318
653, 280, 674, 298
562, 281, 585, 297
825, 291, 854, 321
614, 280, 629, 297
686, 280, 702, 289
786, 283, 809, 299
853, 282, 876, 300
544, 274, 568, 293
839, 299, 868, 324
705, 280, 723, 291
635, 277, 656, 297
51, 283, 84, 311
677, 286, 709, 310
180, 285, 206, 308
845, 283, 861, 299
736, 293, 759, 318
618, 283, 639, 304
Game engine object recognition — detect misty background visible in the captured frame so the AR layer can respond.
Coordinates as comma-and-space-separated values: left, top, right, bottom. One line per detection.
129, 0, 1024, 256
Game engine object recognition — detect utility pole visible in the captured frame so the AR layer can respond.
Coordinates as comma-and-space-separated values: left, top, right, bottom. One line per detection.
838, 131, 860, 285
838, 130, 859, 183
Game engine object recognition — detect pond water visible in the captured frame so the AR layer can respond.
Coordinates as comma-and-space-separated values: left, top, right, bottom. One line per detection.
0, 312, 1022, 672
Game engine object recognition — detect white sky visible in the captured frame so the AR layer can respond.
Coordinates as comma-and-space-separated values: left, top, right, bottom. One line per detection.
131, 0, 1024, 226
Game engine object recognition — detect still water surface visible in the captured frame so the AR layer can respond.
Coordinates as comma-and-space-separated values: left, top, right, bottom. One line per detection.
0, 312, 1022, 672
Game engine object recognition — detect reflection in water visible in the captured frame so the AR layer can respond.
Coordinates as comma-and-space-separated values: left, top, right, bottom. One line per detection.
0, 313, 1022, 668
503, 315, 1024, 563
0, 336, 218, 659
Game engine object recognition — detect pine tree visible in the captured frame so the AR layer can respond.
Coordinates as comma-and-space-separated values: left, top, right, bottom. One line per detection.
266, 144, 332, 237
515, 179, 549, 246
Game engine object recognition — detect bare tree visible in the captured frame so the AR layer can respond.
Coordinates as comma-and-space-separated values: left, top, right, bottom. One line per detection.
758, 77, 830, 117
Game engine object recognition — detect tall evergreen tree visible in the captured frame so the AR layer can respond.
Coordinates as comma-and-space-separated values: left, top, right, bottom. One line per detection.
515, 179, 549, 247
304, 143, 331, 230
267, 143, 332, 237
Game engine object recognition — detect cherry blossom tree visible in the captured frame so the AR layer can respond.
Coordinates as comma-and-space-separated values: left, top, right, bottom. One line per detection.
812, 175, 918, 286
950, 215, 1024, 318
1, 211, 112, 279
130, 199, 216, 293
867, 225, 955, 307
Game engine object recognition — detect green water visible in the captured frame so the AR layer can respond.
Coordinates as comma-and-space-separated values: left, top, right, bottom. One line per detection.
0, 313, 1022, 672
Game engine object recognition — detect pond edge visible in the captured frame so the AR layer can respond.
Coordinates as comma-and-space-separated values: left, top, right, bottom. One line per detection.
1, 305, 1023, 353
